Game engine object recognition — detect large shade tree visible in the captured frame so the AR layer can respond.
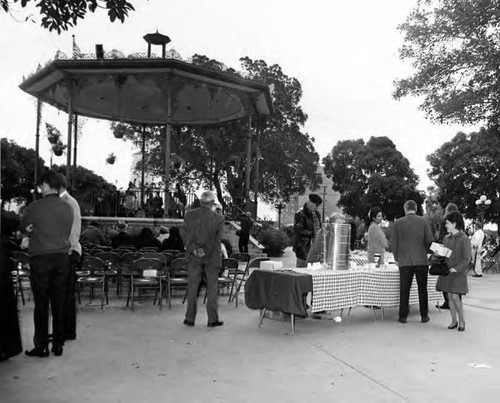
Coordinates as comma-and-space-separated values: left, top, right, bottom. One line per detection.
394, 0, 500, 127
323, 136, 423, 220
427, 127, 500, 221
1, 0, 135, 33
1, 138, 44, 209
51, 164, 118, 215
116, 55, 321, 209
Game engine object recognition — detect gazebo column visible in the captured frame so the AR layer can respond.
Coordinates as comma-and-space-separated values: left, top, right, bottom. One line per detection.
253, 118, 262, 213
164, 124, 172, 217
164, 84, 172, 218
72, 114, 78, 189
34, 99, 42, 199
245, 111, 252, 211
141, 126, 146, 210
66, 80, 75, 182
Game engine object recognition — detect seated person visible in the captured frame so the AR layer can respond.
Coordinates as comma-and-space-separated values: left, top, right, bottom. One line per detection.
81, 221, 107, 246
111, 221, 135, 249
156, 226, 169, 243
160, 226, 185, 252
135, 227, 161, 249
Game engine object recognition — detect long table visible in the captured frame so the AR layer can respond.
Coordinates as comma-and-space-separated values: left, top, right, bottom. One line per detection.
244, 266, 443, 334
294, 266, 441, 313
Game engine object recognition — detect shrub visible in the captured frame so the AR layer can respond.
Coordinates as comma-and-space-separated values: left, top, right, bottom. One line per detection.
259, 228, 288, 257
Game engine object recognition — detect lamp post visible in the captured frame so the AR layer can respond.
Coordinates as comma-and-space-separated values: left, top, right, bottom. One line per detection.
475, 195, 491, 226
275, 198, 286, 229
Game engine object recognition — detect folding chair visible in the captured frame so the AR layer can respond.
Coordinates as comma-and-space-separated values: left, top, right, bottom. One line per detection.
94, 251, 122, 295
166, 257, 189, 309
162, 249, 181, 257
77, 256, 113, 310
229, 257, 270, 306
211, 258, 239, 305
119, 251, 144, 295
126, 258, 164, 311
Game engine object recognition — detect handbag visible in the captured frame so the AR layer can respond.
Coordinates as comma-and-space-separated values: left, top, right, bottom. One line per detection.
429, 262, 449, 276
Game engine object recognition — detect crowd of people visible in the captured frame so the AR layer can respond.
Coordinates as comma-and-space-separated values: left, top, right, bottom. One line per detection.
295, 193, 482, 331
0, 168, 232, 361
0, 175, 490, 361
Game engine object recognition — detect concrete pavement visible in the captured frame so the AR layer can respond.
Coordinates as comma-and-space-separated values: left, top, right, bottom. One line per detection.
1, 248, 500, 403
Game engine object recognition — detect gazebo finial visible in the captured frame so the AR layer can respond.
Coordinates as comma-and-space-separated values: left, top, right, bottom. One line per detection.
143, 31, 171, 58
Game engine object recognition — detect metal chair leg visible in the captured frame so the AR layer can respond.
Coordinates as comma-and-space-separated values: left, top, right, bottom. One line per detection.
100, 281, 105, 310
258, 309, 267, 328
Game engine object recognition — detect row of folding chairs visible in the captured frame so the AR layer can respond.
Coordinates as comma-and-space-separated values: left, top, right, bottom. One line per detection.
10, 249, 270, 312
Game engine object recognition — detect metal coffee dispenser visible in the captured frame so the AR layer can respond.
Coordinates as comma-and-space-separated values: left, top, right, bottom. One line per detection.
322, 223, 351, 270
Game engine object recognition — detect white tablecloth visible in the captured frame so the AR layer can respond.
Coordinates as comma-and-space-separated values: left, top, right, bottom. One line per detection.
294, 266, 442, 313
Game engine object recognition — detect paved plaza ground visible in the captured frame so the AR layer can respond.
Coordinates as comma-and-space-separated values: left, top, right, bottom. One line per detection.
1, 248, 500, 403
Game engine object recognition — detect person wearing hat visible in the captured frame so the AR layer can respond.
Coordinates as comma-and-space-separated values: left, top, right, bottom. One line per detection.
156, 226, 170, 243
293, 193, 322, 267
111, 221, 134, 249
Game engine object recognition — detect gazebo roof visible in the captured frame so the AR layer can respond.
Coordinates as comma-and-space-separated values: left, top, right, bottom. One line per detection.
19, 58, 273, 125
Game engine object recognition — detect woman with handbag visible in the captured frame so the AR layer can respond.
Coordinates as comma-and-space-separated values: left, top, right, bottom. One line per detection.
436, 211, 471, 331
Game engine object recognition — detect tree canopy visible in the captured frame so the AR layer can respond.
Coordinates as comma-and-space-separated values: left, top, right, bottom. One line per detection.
116, 55, 321, 209
323, 136, 423, 220
394, 0, 500, 127
1, 138, 44, 209
427, 127, 500, 221
51, 164, 117, 215
1, 0, 135, 33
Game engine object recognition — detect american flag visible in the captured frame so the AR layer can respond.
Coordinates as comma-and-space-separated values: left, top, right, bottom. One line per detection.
72, 35, 81, 59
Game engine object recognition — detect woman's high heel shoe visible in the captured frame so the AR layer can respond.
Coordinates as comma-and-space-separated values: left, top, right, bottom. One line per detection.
458, 324, 465, 332
447, 323, 458, 329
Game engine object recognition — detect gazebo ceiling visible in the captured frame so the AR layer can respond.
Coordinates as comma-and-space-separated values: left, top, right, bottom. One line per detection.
19, 58, 273, 125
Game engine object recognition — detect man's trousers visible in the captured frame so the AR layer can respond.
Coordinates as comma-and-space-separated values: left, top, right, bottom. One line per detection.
185, 257, 220, 324
399, 265, 428, 320
30, 253, 69, 349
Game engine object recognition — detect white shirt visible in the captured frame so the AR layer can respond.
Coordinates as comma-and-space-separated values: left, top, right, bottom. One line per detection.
471, 229, 485, 252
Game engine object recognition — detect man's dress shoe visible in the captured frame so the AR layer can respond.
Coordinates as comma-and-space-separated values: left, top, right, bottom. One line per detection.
421, 316, 430, 323
183, 319, 194, 327
207, 321, 224, 328
51, 345, 64, 357
398, 318, 407, 324
25, 347, 49, 358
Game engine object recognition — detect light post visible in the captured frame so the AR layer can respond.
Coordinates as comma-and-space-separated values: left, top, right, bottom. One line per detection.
275, 198, 286, 229
475, 195, 492, 226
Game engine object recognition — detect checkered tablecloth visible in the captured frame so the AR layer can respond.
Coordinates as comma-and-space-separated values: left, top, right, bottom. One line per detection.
293, 267, 441, 313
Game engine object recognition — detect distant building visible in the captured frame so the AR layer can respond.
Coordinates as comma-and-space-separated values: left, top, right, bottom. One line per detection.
280, 166, 341, 226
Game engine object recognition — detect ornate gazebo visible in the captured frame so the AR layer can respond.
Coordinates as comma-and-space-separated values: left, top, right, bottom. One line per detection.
19, 34, 274, 217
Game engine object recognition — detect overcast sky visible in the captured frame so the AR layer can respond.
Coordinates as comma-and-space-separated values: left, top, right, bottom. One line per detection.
1, 0, 477, 199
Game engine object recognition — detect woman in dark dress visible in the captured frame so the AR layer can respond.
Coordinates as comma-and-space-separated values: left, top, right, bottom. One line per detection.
0, 214, 23, 361
135, 227, 161, 249
161, 226, 185, 252
436, 211, 471, 332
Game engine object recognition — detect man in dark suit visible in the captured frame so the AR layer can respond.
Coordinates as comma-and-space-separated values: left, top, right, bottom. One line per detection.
391, 200, 434, 324
182, 191, 225, 327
